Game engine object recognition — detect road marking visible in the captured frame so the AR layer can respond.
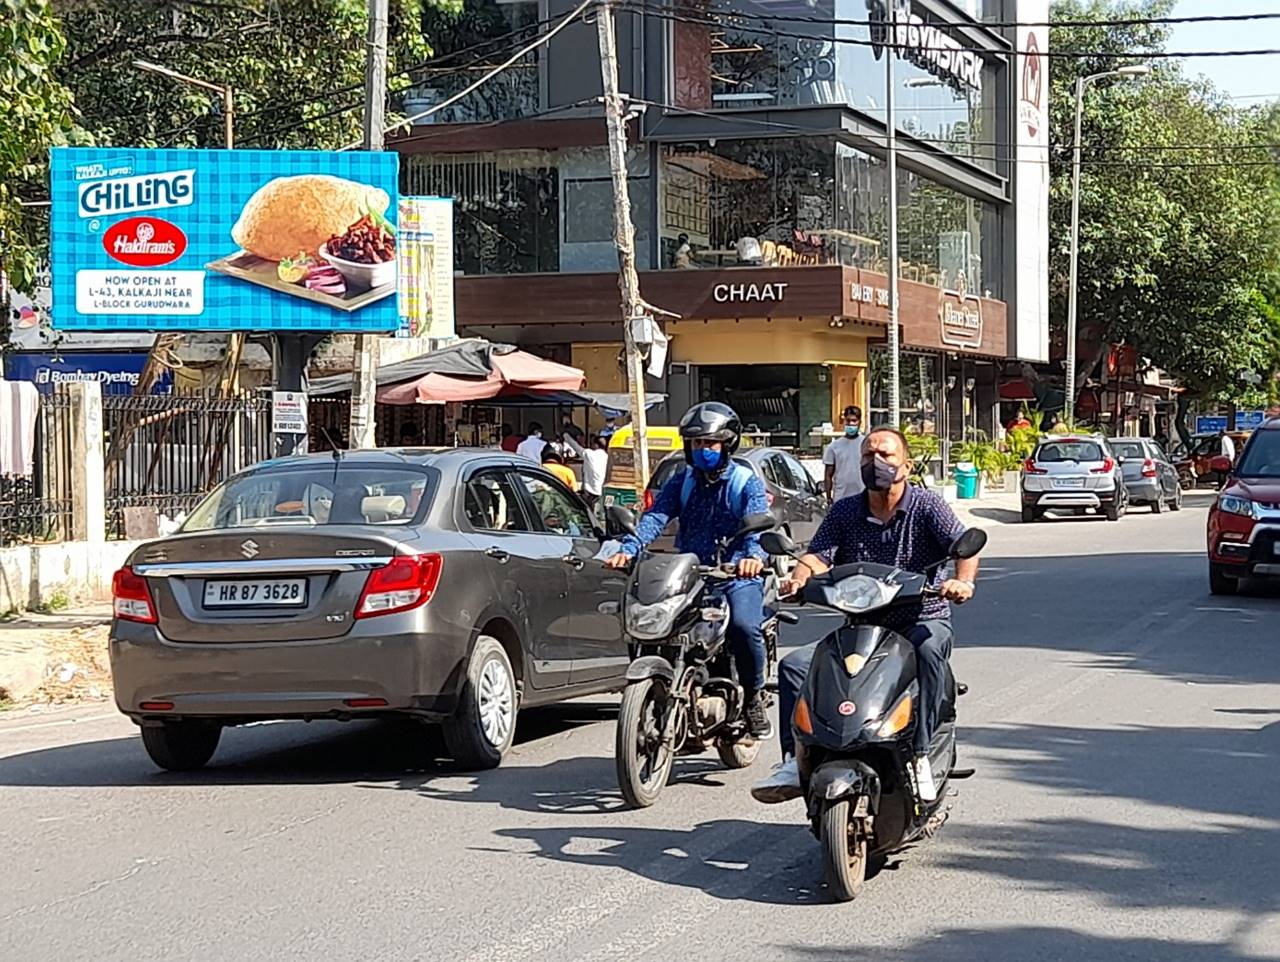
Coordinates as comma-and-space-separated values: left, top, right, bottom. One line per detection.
0, 711, 118, 736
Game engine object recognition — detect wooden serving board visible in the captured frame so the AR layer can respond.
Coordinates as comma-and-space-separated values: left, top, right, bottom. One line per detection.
206, 251, 394, 313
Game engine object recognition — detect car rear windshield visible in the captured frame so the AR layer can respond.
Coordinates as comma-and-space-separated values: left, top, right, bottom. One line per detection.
646, 454, 752, 490
1110, 441, 1145, 460
182, 465, 435, 531
1036, 441, 1104, 463
1236, 430, 1280, 478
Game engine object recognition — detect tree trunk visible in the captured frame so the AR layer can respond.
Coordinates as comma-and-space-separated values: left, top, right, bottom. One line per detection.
1175, 393, 1193, 448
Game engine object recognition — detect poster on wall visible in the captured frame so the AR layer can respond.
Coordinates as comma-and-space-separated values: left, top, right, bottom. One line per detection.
49, 147, 400, 333
396, 196, 455, 340
1014, 0, 1050, 363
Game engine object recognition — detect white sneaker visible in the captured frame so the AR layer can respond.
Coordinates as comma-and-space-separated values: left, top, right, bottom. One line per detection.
751, 755, 802, 804
913, 754, 938, 803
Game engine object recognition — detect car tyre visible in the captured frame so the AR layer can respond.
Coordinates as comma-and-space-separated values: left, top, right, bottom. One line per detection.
443, 636, 517, 770
1104, 499, 1121, 521
1151, 496, 1164, 514
1209, 563, 1240, 596
1021, 505, 1037, 523
1170, 486, 1183, 511
140, 721, 221, 772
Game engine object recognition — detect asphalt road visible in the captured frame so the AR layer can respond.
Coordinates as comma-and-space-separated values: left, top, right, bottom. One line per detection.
2, 494, 1278, 962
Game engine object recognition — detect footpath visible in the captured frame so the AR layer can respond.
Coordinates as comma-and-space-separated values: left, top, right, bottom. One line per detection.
0, 605, 112, 709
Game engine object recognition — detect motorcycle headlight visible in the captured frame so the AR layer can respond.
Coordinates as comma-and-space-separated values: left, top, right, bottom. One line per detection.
831, 575, 901, 614
1218, 494, 1258, 519
626, 593, 688, 639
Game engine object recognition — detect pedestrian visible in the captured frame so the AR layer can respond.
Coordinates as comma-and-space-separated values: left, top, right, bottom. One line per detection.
822, 405, 866, 504
541, 448, 579, 491
674, 233, 694, 269
563, 431, 609, 507
561, 414, 585, 446
516, 422, 547, 462
599, 416, 619, 441
1007, 411, 1031, 432
499, 423, 523, 454
1219, 430, 1237, 489
398, 422, 419, 447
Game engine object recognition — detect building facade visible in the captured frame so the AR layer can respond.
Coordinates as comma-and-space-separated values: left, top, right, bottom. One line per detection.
395, 0, 1049, 449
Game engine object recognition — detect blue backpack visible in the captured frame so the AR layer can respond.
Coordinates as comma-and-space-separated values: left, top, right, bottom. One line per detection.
677, 462, 756, 517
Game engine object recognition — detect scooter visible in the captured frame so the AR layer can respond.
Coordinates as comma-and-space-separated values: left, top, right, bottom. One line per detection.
608, 506, 780, 808
760, 526, 987, 901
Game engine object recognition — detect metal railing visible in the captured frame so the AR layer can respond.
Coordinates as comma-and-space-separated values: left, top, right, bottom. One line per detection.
0, 391, 74, 546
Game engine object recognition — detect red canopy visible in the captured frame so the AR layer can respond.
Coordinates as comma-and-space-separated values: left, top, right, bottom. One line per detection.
376, 349, 585, 405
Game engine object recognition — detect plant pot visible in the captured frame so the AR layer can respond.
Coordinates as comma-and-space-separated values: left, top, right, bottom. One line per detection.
1003, 470, 1021, 493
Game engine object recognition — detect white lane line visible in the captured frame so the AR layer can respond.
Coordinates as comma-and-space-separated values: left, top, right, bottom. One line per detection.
0, 711, 119, 736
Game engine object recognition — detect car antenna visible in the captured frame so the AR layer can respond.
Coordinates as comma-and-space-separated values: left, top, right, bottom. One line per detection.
318, 427, 343, 461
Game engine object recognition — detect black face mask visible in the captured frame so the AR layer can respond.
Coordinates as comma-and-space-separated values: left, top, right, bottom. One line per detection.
861, 454, 901, 492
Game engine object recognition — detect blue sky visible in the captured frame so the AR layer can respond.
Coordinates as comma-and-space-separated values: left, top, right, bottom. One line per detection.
1167, 0, 1280, 102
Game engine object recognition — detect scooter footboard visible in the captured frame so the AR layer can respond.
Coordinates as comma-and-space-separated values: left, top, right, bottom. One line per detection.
806, 759, 882, 819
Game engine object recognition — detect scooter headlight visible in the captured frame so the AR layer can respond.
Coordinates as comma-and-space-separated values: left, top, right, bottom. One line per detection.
626, 593, 689, 639
831, 575, 901, 614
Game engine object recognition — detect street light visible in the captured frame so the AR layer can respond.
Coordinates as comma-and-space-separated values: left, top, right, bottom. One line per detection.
132, 60, 234, 149
1065, 63, 1150, 421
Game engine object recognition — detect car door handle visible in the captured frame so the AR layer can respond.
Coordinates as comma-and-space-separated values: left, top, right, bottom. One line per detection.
485, 547, 510, 564
562, 555, 585, 570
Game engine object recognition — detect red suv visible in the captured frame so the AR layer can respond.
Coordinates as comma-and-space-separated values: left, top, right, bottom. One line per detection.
1207, 418, 1280, 594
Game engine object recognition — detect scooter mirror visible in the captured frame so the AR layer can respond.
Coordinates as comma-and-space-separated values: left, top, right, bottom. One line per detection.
760, 529, 800, 558
607, 505, 640, 539
949, 528, 987, 560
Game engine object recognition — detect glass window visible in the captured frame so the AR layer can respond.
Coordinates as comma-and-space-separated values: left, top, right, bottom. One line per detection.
869, 349, 942, 432
518, 473, 594, 537
1237, 431, 1280, 478
781, 453, 817, 493
1036, 441, 1104, 464
465, 470, 531, 532
183, 467, 432, 531
1110, 441, 1146, 461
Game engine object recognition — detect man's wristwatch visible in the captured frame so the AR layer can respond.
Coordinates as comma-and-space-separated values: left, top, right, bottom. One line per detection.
955, 579, 976, 593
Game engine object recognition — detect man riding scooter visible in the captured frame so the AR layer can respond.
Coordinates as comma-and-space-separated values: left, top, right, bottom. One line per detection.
752, 426, 981, 803
605, 402, 774, 739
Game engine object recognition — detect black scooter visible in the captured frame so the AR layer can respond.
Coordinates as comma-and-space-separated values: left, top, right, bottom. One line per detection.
760, 527, 987, 901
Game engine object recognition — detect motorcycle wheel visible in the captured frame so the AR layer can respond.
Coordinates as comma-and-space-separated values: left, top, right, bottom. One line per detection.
715, 735, 762, 769
820, 798, 867, 902
616, 678, 676, 808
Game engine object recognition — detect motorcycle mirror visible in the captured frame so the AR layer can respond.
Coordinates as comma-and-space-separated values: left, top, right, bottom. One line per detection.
607, 505, 639, 538
949, 528, 987, 560
734, 512, 778, 540
760, 529, 800, 558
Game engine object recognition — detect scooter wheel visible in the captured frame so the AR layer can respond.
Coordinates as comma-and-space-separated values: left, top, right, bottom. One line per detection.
820, 798, 867, 902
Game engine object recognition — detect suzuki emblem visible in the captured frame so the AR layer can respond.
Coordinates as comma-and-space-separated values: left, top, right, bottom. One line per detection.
837, 700, 857, 716
240, 539, 260, 559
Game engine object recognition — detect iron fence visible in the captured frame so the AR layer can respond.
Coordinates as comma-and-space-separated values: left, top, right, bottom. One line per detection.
103, 393, 273, 539
0, 391, 75, 546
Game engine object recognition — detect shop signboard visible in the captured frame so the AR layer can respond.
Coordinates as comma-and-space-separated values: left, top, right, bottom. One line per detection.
50, 147, 400, 333
5, 351, 171, 395
397, 197, 455, 340
937, 275, 983, 349
1014, 0, 1050, 362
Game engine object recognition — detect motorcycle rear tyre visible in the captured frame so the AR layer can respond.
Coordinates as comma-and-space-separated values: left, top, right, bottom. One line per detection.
820, 798, 867, 902
616, 678, 676, 808
715, 735, 762, 769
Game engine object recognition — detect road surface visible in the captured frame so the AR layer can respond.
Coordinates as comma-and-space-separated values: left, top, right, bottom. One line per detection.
2, 494, 1277, 961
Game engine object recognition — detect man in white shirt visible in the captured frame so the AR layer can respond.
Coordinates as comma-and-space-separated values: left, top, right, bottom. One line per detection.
563, 432, 610, 507
823, 405, 866, 503
516, 422, 547, 462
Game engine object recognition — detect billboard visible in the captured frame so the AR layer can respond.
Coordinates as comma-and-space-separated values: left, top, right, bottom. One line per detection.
397, 196, 455, 340
50, 147, 400, 333
1014, 0, 1050, 363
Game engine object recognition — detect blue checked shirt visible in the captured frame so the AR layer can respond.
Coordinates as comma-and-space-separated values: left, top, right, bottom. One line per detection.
620, 470, 770, 566
808, 486, 965, 630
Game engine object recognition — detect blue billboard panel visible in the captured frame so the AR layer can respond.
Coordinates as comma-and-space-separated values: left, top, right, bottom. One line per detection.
50, 147, 399, 333
5, 352, 171, 395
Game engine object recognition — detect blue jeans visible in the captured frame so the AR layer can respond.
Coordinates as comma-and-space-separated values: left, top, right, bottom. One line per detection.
723, 578, 767, 693
777, 619, 954, 758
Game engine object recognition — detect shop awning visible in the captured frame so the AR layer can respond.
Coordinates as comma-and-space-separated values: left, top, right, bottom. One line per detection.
998, 379, 1037, 401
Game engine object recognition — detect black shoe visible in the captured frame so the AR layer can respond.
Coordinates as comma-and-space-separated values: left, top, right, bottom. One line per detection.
745, 691, 774, 739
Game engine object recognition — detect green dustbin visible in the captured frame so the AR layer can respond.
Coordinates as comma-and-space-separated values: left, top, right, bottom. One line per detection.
954, 463, 980, 500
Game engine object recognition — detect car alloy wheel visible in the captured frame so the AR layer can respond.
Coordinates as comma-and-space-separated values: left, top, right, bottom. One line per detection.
478, 658, 515, 747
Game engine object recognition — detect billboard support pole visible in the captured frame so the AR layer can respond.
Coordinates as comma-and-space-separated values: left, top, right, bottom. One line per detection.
272, 333, 325, 457
348, 0, 389, 451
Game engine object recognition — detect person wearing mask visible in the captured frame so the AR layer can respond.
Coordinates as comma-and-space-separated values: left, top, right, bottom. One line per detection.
541, 448, 579, 491
516, 422, 547, 462
500, 424, 523, 454
752, 426, 980, 806
563, 431, 609, 507
822, 405, 866, 503
604, 402, 774, 738
599, 416, 619, 441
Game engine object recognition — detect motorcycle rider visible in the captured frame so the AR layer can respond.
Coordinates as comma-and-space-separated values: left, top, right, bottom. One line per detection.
752, 426, 980, 804
605, 402, 774, 739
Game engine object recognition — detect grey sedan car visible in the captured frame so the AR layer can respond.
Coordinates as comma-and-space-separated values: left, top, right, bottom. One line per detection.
110, 449, 630, 772
1110, 437, 1184, 513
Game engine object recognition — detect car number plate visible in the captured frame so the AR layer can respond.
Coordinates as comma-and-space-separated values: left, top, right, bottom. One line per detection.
1053, 478, 1086, 489
203, 579, 307, 608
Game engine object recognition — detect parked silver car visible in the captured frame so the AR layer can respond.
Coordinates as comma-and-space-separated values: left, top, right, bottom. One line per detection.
110, 449, 629, 772
1021, 435, 1129, 522
1110, 437, 1184, 513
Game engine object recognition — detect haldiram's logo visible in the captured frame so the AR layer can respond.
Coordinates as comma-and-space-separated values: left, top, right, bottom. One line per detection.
77, 169, 195, 219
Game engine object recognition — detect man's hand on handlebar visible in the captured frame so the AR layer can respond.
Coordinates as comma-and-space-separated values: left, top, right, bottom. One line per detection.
939, 578, 975, 604
603, 552, 633, 570
736, 557, 764, 578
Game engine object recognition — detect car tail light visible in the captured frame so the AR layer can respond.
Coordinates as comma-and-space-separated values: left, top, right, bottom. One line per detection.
1091, 457, 1115, 474
112, 566, 157, 624
1023, 458, 1046, 475
642, 489, 655, 511
1141, 458, 1158, 478
355, 553, 443, 619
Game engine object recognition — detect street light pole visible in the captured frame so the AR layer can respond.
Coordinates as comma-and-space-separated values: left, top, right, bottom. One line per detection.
1065, 64, 1149, 422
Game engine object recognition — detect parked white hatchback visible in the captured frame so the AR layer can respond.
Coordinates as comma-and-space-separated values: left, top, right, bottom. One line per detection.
1020, 435, 1129, 522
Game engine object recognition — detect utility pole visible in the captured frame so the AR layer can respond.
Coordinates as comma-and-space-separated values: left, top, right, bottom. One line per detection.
349, 0, 389, 449
595, 0, 651, 495
884, 9, 900, 429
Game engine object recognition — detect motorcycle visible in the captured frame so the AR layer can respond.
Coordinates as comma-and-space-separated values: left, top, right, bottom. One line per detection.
607, 506, 780, 808
759, 526, 987, 901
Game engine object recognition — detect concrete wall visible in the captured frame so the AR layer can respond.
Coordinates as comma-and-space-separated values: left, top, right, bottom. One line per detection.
0, 541, 142, 614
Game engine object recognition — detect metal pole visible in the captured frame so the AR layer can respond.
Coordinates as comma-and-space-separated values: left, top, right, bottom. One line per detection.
1066, 75, 1084, 423
596, 0, 651, 495
349, 0, 389, 450
885, 11, 900, 428
223, 86, 234, 149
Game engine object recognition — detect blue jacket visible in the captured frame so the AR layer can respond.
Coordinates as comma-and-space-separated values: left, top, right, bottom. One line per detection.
620, 467, 769, 565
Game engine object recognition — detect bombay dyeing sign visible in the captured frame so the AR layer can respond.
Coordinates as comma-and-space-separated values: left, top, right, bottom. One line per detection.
50, 147, 400, 333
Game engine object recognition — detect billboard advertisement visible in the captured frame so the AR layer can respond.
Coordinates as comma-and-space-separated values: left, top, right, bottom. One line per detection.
397, 196, 455, 340
50, 147, 400, 333
1014, 0, 1050, 363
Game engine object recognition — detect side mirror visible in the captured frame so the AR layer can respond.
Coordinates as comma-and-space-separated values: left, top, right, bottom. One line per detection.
732, 512, 777, 542
949, 528, 987, 560
760, 529, 801, 558
1210, 456, 1233, 474
607, 505, 639, 538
